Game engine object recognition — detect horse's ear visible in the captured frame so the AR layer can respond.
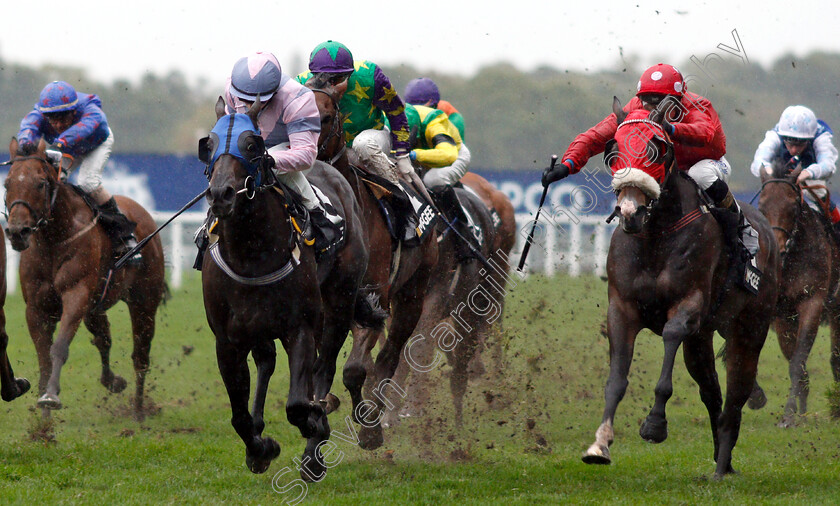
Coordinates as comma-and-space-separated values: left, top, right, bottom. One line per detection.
613, 96, 627, 124
759, 166, 770, 183
9, 137, 18, 158
37, 138, 47, 156
246, 96, 263, 126
789, 166, 803, 182
215, 97, 226, 120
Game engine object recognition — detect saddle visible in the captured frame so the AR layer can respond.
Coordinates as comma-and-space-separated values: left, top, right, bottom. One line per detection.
351, 165, 435, 248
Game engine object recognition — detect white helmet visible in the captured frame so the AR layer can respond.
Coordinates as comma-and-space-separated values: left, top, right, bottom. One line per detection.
777, 105, 818, 139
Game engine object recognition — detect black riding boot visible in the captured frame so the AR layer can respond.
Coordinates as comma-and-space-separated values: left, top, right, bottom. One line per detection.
707, 179, 759, 257
432, 185, 476, 263
98, 197, 141, 265
307, 206, 341, 259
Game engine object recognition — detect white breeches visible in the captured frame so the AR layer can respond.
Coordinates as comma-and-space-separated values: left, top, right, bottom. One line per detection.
423, 144, 471, 188
686, 156, 731, 190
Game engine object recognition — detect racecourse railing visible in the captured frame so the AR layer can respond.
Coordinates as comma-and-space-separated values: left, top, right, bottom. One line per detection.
2, 211, 616, 294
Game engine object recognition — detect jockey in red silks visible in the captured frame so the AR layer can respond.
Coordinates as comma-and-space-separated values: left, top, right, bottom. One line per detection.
542, 63, 757, 255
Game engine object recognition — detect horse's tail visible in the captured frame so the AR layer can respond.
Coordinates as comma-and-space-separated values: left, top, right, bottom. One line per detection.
353, 286, 389, 330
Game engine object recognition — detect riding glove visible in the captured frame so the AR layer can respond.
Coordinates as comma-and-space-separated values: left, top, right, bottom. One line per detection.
396, 154, 414, 175
542, 161, 571, 187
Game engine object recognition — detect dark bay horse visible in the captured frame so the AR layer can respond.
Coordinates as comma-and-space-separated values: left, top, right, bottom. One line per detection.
759, 162, 840, 427
4, 138, 165, 420
308, 82, 438, 450
0, 226, 30, 403
581, 102, 779, 478
201, 97, 381, 479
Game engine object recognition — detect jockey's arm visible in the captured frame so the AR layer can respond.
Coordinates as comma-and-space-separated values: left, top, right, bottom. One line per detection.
561, 113, 620, 173
17, 110, 47, 147
371, 66, 411, 157
750, 130, 781, 177
670, 107, 715, 147
413, 115, 459, 168
807, 132, 839, 180
269, 131, 318, 174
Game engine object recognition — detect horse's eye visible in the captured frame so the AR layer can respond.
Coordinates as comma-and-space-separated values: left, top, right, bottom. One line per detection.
37, 180, 47, 190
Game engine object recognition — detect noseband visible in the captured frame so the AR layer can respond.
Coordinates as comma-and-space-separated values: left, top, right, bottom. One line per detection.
311, 88, 345, 165
760, 177, 803, 255
4, 155, 60, 231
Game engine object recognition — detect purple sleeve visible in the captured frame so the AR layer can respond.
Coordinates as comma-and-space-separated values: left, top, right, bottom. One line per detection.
55, 100, 107, 150
371, 65, 410, 156
17, 109, 47, 146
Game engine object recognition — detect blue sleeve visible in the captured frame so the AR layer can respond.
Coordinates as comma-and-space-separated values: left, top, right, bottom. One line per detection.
17, 109, 48, 147
55, 98, 108, 152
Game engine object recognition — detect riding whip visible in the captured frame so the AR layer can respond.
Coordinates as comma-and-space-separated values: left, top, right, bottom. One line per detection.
113, 188, 209, 271
517, 155, 556, 272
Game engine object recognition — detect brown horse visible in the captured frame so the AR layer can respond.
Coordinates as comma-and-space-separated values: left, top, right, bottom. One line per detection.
386, 183, 501, 428
200, 98, 382, 479
0, 226, 30, 403
308, 82, 439, 450
758, 161, 840, 427
579, 101, 779, 478
384, 172, 516, 426
4, 138, 165, 420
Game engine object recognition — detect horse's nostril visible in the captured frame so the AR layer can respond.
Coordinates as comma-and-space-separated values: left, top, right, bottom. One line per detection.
223, 187, 235, 202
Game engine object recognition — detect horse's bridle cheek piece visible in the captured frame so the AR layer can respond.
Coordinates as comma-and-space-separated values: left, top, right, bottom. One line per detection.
5, 156, 59, 231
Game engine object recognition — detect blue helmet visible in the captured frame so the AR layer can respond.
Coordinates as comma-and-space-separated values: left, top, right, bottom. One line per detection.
230, 52, 282, 102
37, 81, 79, 114
404, 78, 440, 106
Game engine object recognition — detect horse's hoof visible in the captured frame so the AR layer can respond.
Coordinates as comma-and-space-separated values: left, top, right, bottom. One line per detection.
108, 375, 128, 394
582, 443, 611, 465
358, 425, 384, 451
299, 444, 327, 483
777, 415, 796, 428
246, 438, 281, 474
639, 416, 668, 443
16, 378, 31, 397
323, 393, 341, 415
747, 388, 767, 410
37, 393, 62, 410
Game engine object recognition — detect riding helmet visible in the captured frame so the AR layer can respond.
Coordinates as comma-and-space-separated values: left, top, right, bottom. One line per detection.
637, 63, 685, 97
230, 52, 282, 102
308, 40, 355, 73
777, 105, 818, 139
404, 78, 440, 106
37, 81, 79, 114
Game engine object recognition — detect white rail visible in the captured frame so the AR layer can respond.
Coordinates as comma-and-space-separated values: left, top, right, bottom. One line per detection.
3, 211, 616, 295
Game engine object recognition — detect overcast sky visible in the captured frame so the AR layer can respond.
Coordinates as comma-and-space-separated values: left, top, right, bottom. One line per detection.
1, 0, 836, 87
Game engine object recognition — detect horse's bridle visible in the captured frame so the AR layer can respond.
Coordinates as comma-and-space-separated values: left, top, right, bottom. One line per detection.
760, 177, 803, 255
310, 88, 345, 165
3, 155, 60, 231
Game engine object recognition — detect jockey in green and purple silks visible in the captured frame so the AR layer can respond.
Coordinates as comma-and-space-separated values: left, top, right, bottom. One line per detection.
296, 40, 416, 188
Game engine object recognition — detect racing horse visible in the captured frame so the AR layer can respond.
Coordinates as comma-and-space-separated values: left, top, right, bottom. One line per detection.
385, 183, 500, 428
0, 226, 30, 403
580, 102, 779, 478
200, 97, 382, 479
307, 81, 438, 449
758, 160, 840, 427
4, 138, 165, 420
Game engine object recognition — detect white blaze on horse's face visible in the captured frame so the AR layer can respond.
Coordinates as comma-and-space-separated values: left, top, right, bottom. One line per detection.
617, 186, 647, 221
